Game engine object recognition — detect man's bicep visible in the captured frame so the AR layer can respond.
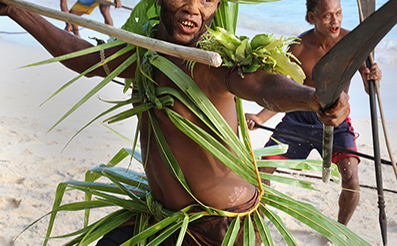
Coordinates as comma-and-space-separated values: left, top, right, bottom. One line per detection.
230, 70, 317, 113
227, 70, 271, 104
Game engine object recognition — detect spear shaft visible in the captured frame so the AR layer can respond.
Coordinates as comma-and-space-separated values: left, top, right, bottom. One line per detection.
357, 0, 387, 244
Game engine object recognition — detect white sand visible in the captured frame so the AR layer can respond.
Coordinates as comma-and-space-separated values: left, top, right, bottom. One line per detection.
1, 38, 396, 246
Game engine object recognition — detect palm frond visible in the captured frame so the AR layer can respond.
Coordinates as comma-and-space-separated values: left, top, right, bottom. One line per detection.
14, 0, 372, 245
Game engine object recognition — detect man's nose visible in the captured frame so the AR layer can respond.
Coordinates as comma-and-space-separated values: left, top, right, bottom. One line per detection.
182, 0, 200, 15
331, 14, 341, 24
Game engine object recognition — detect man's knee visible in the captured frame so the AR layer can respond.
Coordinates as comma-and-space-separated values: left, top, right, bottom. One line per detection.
342, 176, 360, 191
338, 158, 359, 189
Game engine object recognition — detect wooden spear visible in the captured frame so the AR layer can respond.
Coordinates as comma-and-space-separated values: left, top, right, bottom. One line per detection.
357, 0, 388, 245
357, 0, 397, 180
0, 0, 222, 68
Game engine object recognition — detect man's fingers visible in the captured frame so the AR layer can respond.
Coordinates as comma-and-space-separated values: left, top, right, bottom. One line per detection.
318, 93, 350, 127
246, 120, 257, 131
371, 66, 382, 81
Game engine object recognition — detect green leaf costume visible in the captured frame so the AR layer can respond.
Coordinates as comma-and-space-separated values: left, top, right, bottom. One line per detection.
14, 0, 371, 245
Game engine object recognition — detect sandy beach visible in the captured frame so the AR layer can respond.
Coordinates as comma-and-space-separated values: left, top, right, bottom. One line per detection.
1, 33, 397, 246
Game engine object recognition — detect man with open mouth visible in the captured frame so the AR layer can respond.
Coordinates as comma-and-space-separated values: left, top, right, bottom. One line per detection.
0, 0, 355, 244
245, 0, 382, 227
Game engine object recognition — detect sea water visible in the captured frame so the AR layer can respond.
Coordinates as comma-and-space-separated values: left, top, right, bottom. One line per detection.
1, 0, 396, 64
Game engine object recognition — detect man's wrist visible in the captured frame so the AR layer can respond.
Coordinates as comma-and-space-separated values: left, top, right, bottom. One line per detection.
308, 89, 321, 112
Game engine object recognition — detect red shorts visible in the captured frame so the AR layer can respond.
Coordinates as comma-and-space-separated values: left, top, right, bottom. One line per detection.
262, 110, 360, 164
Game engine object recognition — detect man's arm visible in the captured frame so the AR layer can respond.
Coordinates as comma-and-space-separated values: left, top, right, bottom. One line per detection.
0, 2, 136, 78
245, 109, 278, 130
59, 0, 73, 33
228, 69, 350, 127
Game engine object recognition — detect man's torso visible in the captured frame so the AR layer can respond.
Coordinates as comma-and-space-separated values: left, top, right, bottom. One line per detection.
290, 28, 350, 93
137, 56, 256, 212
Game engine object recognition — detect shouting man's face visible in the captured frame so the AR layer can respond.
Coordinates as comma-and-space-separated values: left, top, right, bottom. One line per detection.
309, 0, 343, 39
157, 0, 220, 46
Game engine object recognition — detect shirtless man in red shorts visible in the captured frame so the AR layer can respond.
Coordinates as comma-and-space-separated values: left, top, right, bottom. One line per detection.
245, 0, 382, 226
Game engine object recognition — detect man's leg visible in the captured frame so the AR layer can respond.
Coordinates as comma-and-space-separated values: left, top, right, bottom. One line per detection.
99, 4, 113, 26
68, 1, 96, 37
68, 9, 85, 36
336, 156, 360, 226
259, 112, 318, 186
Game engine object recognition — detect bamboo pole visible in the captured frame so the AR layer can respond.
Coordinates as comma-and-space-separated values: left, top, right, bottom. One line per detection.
1, 0, 223, 68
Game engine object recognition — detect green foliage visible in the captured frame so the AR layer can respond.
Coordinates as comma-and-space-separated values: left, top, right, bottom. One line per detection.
13, 147, 369, 245
13, 0, 371, 245
198, 26, 306, 83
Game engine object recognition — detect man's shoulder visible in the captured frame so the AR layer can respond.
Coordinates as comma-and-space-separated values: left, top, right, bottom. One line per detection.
339, 28, 350, 38
294, 29, 316, 45
289, 30, 314, 54
297, 28, 315, 39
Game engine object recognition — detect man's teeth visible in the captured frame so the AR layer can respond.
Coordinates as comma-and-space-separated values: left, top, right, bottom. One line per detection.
181, 21, 195, 28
